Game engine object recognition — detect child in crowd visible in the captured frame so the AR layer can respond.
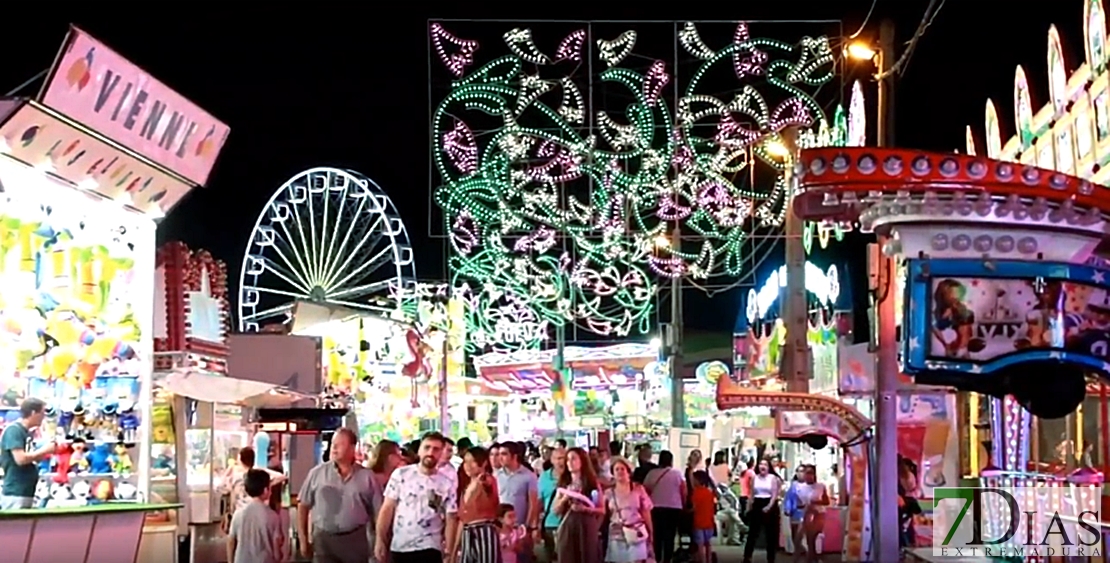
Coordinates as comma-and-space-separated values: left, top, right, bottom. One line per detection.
227, 469, 284, 563
498, 503, 527, 563
690, 470, 718, 563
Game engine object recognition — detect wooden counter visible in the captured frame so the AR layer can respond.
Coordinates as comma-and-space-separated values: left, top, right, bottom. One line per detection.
0, 503, 182, 563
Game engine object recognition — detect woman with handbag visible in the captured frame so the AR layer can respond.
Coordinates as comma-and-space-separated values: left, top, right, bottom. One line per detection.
604, 457, 655, 563
554, 447, 605, 562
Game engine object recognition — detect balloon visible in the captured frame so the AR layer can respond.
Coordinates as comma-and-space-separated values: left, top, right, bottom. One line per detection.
253, 433, 270, 469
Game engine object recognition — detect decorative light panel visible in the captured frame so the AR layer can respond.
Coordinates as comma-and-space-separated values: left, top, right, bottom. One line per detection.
430, 21, 841, 340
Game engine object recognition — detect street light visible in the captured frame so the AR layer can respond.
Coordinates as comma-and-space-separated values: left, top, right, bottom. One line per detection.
846, 20, 902, 563
653, 233, 671, 249
764, 139, 790, 158
845, 41, 877, 62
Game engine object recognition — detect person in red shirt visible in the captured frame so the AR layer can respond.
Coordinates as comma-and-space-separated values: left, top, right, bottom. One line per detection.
689, 470, 718, 563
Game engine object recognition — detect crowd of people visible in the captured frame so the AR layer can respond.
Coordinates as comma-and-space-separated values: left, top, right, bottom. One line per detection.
219, 430, 847, 563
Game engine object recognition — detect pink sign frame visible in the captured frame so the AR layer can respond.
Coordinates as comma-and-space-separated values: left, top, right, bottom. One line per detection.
39, 27, 229, 186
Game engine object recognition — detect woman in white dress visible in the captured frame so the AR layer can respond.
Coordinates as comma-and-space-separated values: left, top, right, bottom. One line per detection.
800, 465, 829, 563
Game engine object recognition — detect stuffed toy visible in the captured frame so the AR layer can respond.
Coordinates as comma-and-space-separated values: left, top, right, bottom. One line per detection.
52, 442, 74, 484
115, 481, 137, 501
111, 443, 132, 475
87, 442, 112, 474
92, 479, 113, 502
119, 412, 140, 443
70, 439, 88, 473
71, 480, 91, 502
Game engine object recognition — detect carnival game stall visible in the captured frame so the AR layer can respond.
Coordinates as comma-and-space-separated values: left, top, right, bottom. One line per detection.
474, 343, 659, 439
0, 27, 229, 563
968, 0, 1110, 488
792, 137, 1110, 560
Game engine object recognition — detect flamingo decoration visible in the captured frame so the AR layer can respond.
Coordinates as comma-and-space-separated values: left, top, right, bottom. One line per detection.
401, 329, 432, 407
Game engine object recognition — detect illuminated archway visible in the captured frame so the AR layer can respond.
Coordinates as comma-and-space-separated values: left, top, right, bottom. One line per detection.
717, 378, 873, 561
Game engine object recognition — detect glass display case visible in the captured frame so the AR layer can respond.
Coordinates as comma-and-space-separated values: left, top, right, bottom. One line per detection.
182, 399, 248, 525
183, 398, 215, 524
148, 389, 179, 505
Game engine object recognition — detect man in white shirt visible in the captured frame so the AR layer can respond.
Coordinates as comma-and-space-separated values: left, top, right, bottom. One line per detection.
375, 432, 458, 563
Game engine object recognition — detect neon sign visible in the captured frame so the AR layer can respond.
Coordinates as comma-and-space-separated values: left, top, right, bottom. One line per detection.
746, 263, 840, 323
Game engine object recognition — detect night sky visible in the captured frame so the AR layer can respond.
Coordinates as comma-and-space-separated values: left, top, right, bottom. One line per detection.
0, 2, 1089, 338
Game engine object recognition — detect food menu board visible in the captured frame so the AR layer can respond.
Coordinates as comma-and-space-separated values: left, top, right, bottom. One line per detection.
0, 158, 153, 503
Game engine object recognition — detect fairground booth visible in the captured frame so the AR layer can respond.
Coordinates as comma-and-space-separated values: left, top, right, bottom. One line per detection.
474, 342, 661, 444
792, 7, 1110, 550
0, 27, 229, 563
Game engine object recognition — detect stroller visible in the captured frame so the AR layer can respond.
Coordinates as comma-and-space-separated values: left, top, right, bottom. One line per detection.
715, 483, 747, 546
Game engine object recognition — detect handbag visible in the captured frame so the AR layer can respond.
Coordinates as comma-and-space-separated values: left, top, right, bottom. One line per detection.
613, 487, 649, 545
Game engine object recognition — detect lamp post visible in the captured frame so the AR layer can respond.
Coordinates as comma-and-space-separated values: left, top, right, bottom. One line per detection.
776, 128, 811, 395
849, 18, 900, 563
669, 224, 686, 428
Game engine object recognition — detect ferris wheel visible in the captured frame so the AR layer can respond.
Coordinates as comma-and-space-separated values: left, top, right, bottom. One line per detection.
238, 167, 416, 331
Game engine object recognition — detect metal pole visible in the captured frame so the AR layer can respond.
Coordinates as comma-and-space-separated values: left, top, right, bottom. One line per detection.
670, 224, 686, 428
555, 322, 566, 438
439, 289, 451, 434
780, 127, 810, 394
873, 17, 902, 563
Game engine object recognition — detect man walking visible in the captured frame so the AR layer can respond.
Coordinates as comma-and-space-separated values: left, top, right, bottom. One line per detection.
0, 398, 54, 510
297, 428, 382, 563
376, 432, 459, 563
496, 441, 540, 563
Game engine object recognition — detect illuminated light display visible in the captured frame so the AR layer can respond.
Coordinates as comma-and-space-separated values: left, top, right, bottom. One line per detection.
473, 343, 657, 396
430, 21, 840, 339
745, 262, 839, 323
238, 167, 416, 332
972, 0, 1110, 187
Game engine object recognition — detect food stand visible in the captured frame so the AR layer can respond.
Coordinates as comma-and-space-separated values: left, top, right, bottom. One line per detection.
0, 26, 228, 563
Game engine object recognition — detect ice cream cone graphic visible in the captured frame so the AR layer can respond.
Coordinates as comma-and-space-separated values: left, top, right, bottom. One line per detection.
65, 48, 94, 92
195, 126, 215, 157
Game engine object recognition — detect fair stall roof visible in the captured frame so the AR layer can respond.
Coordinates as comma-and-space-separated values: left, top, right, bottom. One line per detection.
289, 300, 406, 336
474, 343, 658, 394
160, 369, 313, 408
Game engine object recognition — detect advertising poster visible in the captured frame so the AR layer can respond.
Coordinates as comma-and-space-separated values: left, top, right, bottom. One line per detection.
929, 277, 1110, 362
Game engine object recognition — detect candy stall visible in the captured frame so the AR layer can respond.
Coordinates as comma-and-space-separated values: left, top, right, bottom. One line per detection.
0, 27, 228, 563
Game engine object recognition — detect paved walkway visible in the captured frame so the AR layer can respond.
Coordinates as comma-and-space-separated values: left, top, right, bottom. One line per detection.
711, 544, 844, 563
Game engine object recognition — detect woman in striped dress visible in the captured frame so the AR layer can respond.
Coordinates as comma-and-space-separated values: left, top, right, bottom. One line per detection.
453, 446, 502, 563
